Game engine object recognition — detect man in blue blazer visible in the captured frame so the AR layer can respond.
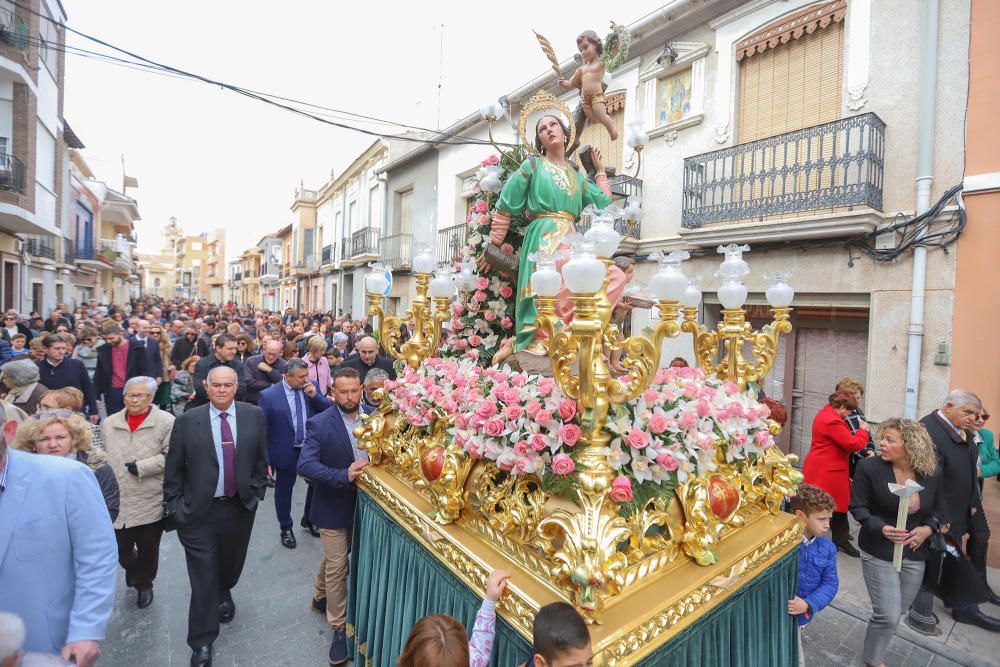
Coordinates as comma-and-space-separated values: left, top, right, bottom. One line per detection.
259, 357, 330, 549
0, 404, 117, 667
297, 366, 371, 666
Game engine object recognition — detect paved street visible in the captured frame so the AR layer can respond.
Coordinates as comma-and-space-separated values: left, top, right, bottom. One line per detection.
102, 483, 345, 667
101, 483, 998, 667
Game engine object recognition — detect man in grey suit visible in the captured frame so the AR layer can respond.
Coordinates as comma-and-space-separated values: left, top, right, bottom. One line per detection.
0, 403, 117, 667
164, 366, 269, 667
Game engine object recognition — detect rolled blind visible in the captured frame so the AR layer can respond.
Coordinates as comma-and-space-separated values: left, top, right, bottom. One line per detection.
737, 20, 844, 143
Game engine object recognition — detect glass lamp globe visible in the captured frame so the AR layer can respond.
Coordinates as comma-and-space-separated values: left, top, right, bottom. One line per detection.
529, 252, 561, 297
583, 214, 621, 258
765, 273, 795, 308
716, 243, 751, 282
430, 267, 457, 298
681, 277, 702, 309
365, 263, 390, 295
648, 251, 690, 302
718, 279, 748, 310
413, 243, 435, 275
562, 243, 605, 294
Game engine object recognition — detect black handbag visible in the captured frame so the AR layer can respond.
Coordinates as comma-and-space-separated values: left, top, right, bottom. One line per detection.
924, 532, 989, 606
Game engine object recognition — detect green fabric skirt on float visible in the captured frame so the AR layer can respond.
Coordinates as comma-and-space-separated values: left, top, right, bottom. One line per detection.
347, 490, 799, 666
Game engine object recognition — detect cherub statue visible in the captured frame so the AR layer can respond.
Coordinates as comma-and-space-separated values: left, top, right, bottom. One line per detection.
559, 30, 618, 141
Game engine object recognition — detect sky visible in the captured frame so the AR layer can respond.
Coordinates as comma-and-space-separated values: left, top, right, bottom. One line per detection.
63, 0, 668, 260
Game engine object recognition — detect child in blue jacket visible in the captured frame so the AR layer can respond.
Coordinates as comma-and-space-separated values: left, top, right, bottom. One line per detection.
789, 483, 839, 665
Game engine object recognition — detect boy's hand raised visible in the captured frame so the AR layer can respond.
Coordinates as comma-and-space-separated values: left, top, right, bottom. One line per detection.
486, 569, 511, 603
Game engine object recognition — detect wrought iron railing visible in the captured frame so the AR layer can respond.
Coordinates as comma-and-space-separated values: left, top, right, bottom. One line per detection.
0, 9, 28, 52
681, 113, 885, 228
437, 224, 468, 266
608, 175, 642, 202
233, 272, 242, 282
0, 153, 25, 194
574, 216, 641, 240
351, 227, 379, 257
379, 233, 413, 270
26, 237, 55, 259
321, 244, 332, 265
76, 244, 94, 260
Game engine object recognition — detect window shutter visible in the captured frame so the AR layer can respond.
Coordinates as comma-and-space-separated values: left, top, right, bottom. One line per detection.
737, 18, 844, 143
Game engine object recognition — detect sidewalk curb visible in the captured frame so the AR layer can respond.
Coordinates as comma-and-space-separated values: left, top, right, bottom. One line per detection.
829, 599, 991, 667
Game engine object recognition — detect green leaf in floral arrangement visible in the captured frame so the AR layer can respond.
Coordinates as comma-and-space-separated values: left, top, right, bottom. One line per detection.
616, 473, 678, 517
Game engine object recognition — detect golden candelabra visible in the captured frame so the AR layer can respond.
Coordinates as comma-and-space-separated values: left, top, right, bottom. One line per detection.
366, 272, 451, 371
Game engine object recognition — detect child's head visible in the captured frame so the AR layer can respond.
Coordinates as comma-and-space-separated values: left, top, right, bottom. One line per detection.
10, 333, 25, 349
532, 602, 592, 667
576, 30, 602, 60
396, 614, 468, 667
789, 484, 835, 539
183, 355, 201, 373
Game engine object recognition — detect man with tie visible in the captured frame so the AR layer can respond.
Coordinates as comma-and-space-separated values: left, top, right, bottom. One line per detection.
163, 365, 269, 667
258, 358, 330, 548
298, 366, 371, 665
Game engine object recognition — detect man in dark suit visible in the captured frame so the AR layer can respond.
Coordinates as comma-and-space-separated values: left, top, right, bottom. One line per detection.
163, 365, 268, 667
341, 336, 396, 381
95, 323, 149, 416
36, 334, 98, 421
297, 366, 370, 666
132, 320, 164, 382
907, 389, 1000, 633
242, 340, 287, 405
190, 334, 245, 409
259, 358, 330, 548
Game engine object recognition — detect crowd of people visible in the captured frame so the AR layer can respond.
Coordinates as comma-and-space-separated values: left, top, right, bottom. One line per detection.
0, 297, 997, 667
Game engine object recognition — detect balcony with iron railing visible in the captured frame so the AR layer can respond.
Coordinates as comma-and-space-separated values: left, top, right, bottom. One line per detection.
350, 227, 379, 258
379, 233, 413, 270
0, 153, 25, 195
0, 9, 29, 52
25, 236, 55, 260
437, 224, 468, 267
681, 113, 885, 230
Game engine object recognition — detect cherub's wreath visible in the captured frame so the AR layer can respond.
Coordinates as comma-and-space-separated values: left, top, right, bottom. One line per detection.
602, 23, 630, 73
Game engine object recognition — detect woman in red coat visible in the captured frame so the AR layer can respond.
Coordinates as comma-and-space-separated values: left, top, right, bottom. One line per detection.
803, 391, 870, 556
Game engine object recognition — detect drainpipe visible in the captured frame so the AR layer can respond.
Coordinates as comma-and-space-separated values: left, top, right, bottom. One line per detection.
902, 0, 939, 420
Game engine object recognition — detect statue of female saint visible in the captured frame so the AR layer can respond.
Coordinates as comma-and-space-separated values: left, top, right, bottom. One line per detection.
482, 97, 627, 365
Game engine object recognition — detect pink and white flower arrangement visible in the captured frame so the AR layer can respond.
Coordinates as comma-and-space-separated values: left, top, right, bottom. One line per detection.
603, 366, 776, 488
383, 357, 485, 429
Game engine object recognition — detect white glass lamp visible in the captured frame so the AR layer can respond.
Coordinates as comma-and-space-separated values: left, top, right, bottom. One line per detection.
413, 243, 435, 275
529, 252, 561, 297
717, 279, 748, 310
456, 259, 479, 292
562, 243, 605, 295
479, 100, 506, 121
765, 273, 795, 308
583, 209, 622, 258
365, 263, 390, 295
681, 276, 702, 309
626, 120, 648, 149
648, 251, 690, 302
430, 266, 457, 298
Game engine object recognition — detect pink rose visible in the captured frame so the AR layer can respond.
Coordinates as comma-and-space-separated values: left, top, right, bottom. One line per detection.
642, 389, 658, 405
656, 452, 679, 471
648, 413, 668, 434
454, 414, 468, 429
499, 284, 513, 299
696, 399, 712, 418
483, 310, 496, 322
483, 418, 505, 437
723, 381, 740, 396
477, 214, 489, 227
513, 440, 529, 456
505, 404, 523, 421
456, 339, 468, 350
477, 277, 489, 290
514, 457, 530, 475
501, 316, 513, 329
683, 383, 699, 399
535, 410, 553, 427
469, 335, 482, 347
557, 399, 577, 421
524, 400, 542, 418
466, 349, 480, 361
559, 423, 581, 446
481, 154, 500, 167
677, 411, 698, 430
626, 428, 650, 449
551, 453, 575, 476
510, 373, 526, 387
501, 243, 513, 254
474, 290, 487, 302
473, 200, 488, 214
530, 433, 548, 452
453, 320, 465, 331
475, 401, 497, 418
609, 476, 634, 503
537, 377, 556, 396
451, 303, 465, 315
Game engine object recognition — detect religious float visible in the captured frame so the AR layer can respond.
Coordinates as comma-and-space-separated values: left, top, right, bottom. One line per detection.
346, 84, 804, 666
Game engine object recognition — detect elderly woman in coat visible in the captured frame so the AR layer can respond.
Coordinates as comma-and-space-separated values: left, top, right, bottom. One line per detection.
1, 358, 49, 415
100, 376, 175, 609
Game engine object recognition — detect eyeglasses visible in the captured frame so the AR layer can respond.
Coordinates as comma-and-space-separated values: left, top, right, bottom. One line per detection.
150, 330, 162, 335
124, 393, 152, 400
34, 409, 73, 419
